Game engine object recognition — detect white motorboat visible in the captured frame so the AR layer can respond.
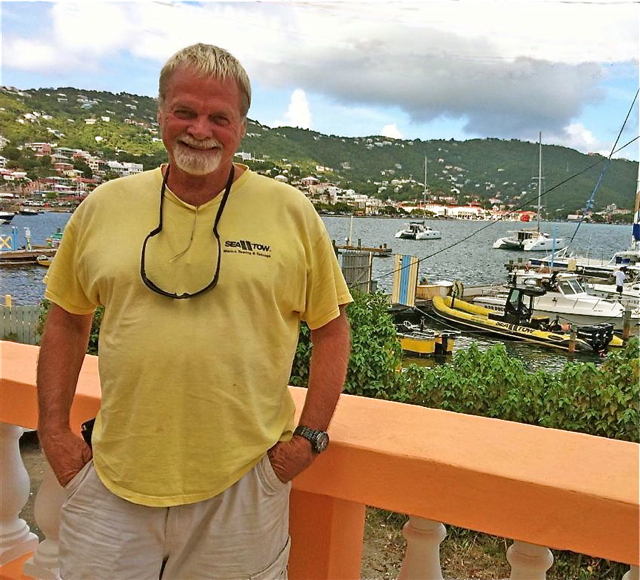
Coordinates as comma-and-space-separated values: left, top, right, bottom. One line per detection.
0, 211, 15, 224
522, 231, 568, 252
395, 221, 441, 240
493, 228, 566, 251
586, 277, 640, 311
493, 133, 567, 252
472, 269, 639, 331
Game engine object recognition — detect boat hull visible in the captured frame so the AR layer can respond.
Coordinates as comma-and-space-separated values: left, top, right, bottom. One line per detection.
397, 332, 456, 357
431, 296, 622, 352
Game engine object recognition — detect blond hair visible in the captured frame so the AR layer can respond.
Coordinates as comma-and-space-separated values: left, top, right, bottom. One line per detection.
159, 43, 251, 117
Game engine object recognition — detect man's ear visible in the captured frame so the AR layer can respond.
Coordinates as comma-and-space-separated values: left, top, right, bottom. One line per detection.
157, 107, 164, 126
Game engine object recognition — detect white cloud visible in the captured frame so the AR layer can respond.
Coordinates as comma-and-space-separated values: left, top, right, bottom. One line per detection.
548, 123, 634, 159
274, 89, 312, 129
2, 1, 637, 156
381, 124, 403, 139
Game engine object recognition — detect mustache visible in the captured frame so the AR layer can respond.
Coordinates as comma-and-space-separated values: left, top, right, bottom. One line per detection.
178, 136, 222, 150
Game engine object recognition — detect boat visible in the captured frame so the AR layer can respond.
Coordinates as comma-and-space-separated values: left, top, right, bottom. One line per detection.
18, 208, 41, 216
586, 276, 640, 311
0, 211, 15, 225
472, 269, 639, 331
528, 205, 640, 274
493, 133, 567, 252
493, 228, 551, 250
36, 254, 54, 267
530, 150, 640, 276
431, 284, 623, 353
395, 221, 441, 240
395, 320, 458, 357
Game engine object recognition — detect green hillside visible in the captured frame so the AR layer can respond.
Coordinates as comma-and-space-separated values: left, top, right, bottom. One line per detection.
1, 86, 637, 215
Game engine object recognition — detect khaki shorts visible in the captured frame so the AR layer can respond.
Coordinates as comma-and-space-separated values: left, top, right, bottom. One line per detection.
59, 455, 291, 580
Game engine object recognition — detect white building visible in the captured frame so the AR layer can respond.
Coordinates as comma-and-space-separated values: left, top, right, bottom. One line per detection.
447, 206, 487, 220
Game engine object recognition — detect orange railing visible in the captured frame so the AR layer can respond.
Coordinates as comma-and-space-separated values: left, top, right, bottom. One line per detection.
1, 340, 638, 580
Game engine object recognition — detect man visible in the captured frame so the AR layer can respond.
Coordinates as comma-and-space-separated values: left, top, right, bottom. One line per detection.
37, 43, 351, 580
614, 266, 626, 296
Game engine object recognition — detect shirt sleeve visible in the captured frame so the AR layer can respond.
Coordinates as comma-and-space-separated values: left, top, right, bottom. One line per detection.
301, 213, 353, 330
44, 208, 98, 315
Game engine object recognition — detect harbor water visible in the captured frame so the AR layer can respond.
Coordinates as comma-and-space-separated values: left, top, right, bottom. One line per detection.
1, 213, 634, 371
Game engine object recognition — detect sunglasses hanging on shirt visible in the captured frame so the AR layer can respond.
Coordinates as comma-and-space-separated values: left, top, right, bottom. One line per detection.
140, 164, 234, 299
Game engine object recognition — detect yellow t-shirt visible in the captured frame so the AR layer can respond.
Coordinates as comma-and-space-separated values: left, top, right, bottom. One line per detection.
45, 166, 352, 507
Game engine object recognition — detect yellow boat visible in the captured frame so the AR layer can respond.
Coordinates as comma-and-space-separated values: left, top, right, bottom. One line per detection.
396, 321, 458, 357
431, 287, 624, 353
36, 255, 53, 267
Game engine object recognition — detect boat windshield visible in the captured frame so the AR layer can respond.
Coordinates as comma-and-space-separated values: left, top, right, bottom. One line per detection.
558, 279, 584, 296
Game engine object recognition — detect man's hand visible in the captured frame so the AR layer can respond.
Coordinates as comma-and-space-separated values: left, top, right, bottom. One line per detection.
40, 429, 93, 488
267, 436, 316, 483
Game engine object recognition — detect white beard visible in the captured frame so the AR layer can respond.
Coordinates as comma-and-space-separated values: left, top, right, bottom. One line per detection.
173, 138, 222, 176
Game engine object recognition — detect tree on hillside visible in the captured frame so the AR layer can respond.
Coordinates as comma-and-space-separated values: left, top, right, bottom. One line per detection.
73, 159, 93, 179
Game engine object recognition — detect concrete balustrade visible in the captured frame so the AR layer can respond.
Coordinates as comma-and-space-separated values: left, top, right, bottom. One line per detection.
398, 517, 446, 580
0, 424, 38, 566
1, 340, 638, 580
507, 541, 554, 580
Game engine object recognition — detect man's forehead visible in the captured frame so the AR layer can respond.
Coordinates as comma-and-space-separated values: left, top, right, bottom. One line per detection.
165, 71, 241, 103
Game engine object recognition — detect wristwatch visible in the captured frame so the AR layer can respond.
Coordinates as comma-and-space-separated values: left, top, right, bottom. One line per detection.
294, 425, 330, 454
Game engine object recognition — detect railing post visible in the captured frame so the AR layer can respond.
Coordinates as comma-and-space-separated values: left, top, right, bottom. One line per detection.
0, 423, 39, 565
23, 463, 65, 580
507, 540, 553, 580
398, 517, 446, 580
288, 490, 365, 580
623, 566, 639, 580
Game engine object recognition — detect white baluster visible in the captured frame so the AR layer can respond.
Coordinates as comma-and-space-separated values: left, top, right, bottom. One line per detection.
623, 566, 639, 580
398, 516, 446, 580
24, 463, 65, 580
507, 540, 553, 580
0, 423, 39, 564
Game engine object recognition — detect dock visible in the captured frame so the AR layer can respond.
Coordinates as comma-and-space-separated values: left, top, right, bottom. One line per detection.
0, 248, 56, 266
333, 240, 392, 257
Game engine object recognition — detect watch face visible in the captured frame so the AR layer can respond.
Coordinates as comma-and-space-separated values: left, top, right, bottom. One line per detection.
314, 432, 329, 453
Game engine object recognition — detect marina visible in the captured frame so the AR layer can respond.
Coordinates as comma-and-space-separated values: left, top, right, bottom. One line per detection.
1, 212, 636, 371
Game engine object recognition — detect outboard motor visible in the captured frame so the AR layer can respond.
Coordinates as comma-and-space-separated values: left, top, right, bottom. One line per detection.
576, 323, 615, 352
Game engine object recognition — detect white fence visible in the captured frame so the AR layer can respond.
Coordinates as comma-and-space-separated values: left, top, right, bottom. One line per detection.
0, 305, 40, 345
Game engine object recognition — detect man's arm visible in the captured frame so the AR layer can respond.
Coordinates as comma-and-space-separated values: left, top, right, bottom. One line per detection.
269, 304, 350, 482
37, 303, 94, 487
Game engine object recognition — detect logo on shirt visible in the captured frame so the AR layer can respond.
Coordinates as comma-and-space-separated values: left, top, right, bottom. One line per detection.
224, 239, 272, 258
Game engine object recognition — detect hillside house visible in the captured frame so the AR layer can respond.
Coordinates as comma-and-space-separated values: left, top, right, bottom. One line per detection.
53, 162, 75, 175
300, 176, 319, 187
25, 143, 52, 156
105, 161, 143, 177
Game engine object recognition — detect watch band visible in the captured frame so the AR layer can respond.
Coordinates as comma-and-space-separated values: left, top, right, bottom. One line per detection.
294, 425, 330, 454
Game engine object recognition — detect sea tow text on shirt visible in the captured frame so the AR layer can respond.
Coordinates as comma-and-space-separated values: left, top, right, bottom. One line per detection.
224, 239, 272, 258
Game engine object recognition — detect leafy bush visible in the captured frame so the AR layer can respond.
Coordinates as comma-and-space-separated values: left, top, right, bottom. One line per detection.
394, 339, 639, 442
290, 290, 403, 398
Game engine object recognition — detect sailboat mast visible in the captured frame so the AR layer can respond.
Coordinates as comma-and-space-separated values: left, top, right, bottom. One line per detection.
537, 132, 542, 232
423, 156, 428, 207
633, 156, 640, 250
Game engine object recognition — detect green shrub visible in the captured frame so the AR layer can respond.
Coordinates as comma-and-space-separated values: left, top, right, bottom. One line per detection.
290, 290, 403, 398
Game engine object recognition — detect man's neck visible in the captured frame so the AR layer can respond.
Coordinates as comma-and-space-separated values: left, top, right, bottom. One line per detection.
165, 163, 243, 206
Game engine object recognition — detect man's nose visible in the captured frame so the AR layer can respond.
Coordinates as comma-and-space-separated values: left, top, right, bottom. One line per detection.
187, 116, 211, 139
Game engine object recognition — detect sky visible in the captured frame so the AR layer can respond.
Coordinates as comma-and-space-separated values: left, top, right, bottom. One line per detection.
1, 0, 639, 161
